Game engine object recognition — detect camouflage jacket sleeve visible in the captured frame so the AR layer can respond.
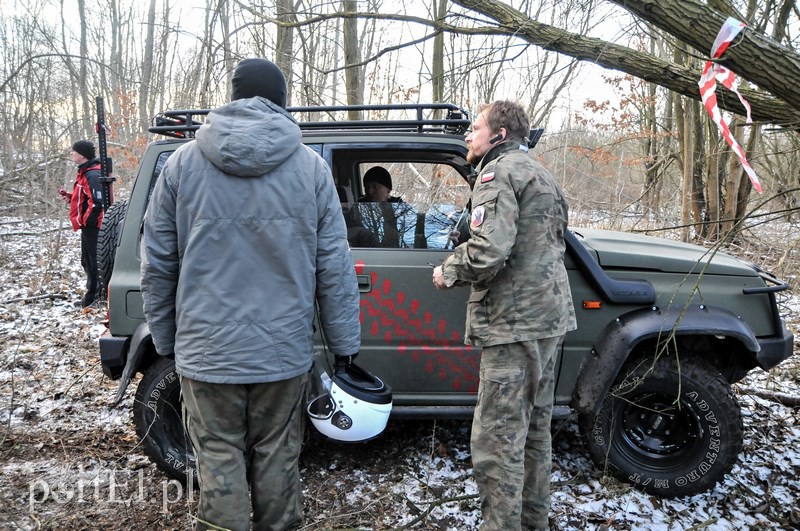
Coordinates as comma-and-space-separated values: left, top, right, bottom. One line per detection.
441, 152, 518, 287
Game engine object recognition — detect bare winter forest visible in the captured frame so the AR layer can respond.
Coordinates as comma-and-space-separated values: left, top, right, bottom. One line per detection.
1, 0, 798, 234
2, 0, 800, 529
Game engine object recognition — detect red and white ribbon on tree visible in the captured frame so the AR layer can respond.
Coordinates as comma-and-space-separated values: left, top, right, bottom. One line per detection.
698, 17, 762, 193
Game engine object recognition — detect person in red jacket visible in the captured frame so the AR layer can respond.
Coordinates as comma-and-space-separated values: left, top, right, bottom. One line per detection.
60, 140, 104, 308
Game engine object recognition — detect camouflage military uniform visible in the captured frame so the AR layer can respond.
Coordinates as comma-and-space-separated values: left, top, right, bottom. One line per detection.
441, 141, 576, 530
181, 373, 308, 531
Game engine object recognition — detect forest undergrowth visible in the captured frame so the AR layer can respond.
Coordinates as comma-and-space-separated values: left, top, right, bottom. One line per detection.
1, 214, 798, 530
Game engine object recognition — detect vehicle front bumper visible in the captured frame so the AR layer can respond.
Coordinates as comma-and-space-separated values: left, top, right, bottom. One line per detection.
99, 334, 129, 379
757, 323, 794, 370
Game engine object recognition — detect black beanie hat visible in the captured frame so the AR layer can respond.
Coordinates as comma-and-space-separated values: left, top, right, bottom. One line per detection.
72, 140, 96, 160
363, 166, 392, 191
231, 58, 287, 108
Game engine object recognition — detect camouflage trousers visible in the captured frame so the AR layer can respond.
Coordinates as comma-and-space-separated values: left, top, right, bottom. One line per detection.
180, 373, 308, 531
471, 337, 561, 531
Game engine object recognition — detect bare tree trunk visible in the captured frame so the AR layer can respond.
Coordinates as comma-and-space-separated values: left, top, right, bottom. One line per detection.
721, 118, 745, 238
431, 0, 447, 114
762, 129, 799, 222
673, 41, 693, 241
331, 16, 340, 106
155, 0, 172, 118
139, 0, 157, 130
295, 13, 329, 108
77, 0, 91, 133
705, 122, 721, 240
342, 0, 363, 118
220, 0, 233, 98
657, 89, 675, 219
60, 1, 80, 137
690, 100, 706, 235
676, 96, 693, 242
772, 0, 795, 42
735, 124, 760, 220
196, 0, 218, 108
275, 0, 295, 104
640, 33, 660, 220
108, 0, 121, 117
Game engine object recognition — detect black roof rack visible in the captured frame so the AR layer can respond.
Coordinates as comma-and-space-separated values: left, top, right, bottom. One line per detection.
149, 103, 470, 139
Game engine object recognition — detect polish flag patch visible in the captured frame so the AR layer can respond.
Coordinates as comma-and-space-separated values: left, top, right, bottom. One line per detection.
480, 172, 495, 183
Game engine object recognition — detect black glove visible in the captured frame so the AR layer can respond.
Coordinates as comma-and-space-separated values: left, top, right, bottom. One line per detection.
334, 353, 358, 372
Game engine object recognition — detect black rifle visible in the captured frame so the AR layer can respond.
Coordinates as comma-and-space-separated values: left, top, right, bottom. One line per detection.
95, 96, 115, 211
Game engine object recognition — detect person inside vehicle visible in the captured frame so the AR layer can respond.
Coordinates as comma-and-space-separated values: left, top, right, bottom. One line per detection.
338, 186, 380, 248
356, 166, 407, 247
358, 166, 402, 203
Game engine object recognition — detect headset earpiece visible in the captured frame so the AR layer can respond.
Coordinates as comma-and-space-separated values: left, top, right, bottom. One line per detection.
490, 133, 504, 144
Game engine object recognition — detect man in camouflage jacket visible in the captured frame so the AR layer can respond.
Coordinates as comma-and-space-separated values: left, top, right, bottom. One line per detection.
433, 100, 576, 530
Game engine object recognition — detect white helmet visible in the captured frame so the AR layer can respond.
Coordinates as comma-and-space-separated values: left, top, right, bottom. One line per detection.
307, 356, 392, 442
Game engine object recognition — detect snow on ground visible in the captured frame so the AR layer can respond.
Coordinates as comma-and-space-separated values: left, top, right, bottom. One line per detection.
1, 218, 799, 530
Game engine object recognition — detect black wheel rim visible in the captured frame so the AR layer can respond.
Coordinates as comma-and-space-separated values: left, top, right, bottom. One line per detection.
612, 391, 704, 471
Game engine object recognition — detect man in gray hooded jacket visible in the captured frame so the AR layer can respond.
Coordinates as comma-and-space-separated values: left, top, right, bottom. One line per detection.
141, 58, 360, 530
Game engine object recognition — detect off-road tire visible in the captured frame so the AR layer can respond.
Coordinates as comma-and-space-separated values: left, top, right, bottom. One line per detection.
133, 356, 196, 484
579, 353, 743, 497
97, 199, 127, 296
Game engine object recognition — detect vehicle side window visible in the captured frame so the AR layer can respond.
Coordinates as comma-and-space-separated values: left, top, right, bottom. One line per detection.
349, 162, 470, 250
147, 151, 174, 206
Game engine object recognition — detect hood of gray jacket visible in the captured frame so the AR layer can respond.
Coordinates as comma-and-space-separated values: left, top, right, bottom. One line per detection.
195, 97, 302, 177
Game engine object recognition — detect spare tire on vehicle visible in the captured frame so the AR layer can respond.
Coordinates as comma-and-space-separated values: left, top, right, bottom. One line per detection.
133, 355, 196, 484
97, 199, 127, 298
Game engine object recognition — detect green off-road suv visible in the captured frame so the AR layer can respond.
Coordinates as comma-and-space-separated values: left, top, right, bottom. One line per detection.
97, 103, 794, 498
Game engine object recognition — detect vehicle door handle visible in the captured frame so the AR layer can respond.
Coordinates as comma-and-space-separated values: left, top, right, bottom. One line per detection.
357, 274, 372, 293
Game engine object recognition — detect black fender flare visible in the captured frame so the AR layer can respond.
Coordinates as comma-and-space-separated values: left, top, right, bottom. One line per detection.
113, 322, 155, 405
571, 304, 759, 417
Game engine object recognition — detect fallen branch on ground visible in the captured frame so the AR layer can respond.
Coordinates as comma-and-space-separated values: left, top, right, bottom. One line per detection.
401, 493, 479, 529
740, 387, 800, 407
3, 293, 67, 304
